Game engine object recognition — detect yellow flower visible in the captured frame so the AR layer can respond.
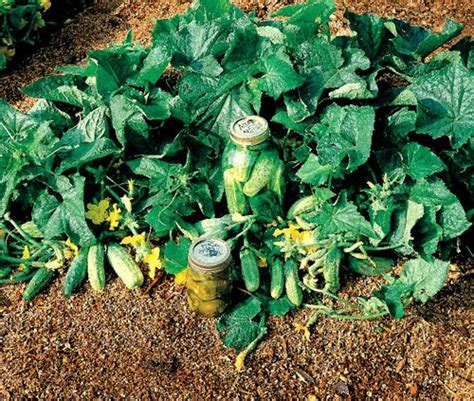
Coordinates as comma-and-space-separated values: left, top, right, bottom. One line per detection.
19, 246, 30, 270
143, 247, 163, 279
257, 256, 267, 267
45, 258, 62, 269
294, 323, 311, 341
85, 199, 110, 225
39, 0, 51, 10
299, 231, 317, 253
174, 267, 188, 285
273, 223, 303, 242
121, 232, 145, 247
121, 195, 133, 213
106, 203, 122, 231
235, 352, 246, 372
63, 238, 79, 260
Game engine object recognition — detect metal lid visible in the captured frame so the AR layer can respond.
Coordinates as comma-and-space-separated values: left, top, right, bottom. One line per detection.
230, 116, 270, 146
188, 238, 231, 274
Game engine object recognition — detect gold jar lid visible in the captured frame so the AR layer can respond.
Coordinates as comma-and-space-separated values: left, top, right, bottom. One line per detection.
188, 238, 231, 274
230, 116, 270, 146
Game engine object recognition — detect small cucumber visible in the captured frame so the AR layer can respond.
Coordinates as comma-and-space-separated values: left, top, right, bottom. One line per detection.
224, 169, 249, 215
23, 268, 55, 301
287, 189, 335, 219
240, 247, 260, 292
228, 148, 257, 182
107, 243, 144, 289
284, 259, 303, 307
88, 244, 106, 292
63, 247, 88, 298
242, 149, 279, 197
270, 258, 284, 299
268, 160, 285, 206
323, 246, 343, 293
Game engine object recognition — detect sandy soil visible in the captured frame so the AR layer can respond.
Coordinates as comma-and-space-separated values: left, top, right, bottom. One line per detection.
0, 1, 473, 399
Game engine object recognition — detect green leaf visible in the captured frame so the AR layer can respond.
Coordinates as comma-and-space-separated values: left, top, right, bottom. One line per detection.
345, 11, 385, 61
411, 63, 474, 148
439, 200, 471, 240
133, 45, 170, 85
271, 0, 335, 25
39, 175, 96, 246
399, 258, 449, 303
257, 54, 305, 99
386, 107, 416, 142
28, 99, 74, 132
387, 200, 424, 254
315, 104, 375, 172
401, 143, 446, 179
374, 282, 414, 319
296, 153, 338, 186
385, 18, 463, 59
163, 236, 191, 274
22, 75, 98, 109
314, 195, 379, 239
216, 297, 265, 352
410, 178, 457, 207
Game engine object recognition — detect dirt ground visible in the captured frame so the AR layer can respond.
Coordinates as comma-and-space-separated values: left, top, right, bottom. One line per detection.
1, 1, 473, 399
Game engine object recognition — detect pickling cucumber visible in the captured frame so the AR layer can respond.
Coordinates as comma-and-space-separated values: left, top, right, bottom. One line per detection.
228, 148, 257, 182
269, 159, 285, 206
270, 258, 284, 299
242, 149, 279, 197
88, 244, 105, 291
284, 259, 303, 306
240, 247, 260, 292
23, 267, 55, 301
323, 246, 343, 293
107, 243, 144, 289
224, 169, 249, 215
63, 247, 88, 298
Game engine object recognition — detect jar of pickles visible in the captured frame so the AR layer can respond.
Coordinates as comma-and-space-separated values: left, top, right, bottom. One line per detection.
222, 116, 285, 219
186, 238, 232, 317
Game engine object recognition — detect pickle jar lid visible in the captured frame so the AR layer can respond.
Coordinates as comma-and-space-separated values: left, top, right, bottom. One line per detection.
230, 115, 270, 146
188, 238, 231, 274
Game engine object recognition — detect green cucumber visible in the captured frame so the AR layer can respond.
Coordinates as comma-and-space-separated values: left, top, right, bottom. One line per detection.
242, 149, 279, 197
287, 189, 335, 219
23, 267, 55, 301
63, 247, 88, 298
240, 247, 260, 292
270, 258, 284, 299
224, 169, 249, 215
88, 244, 106, 291
229, 149, 257, 182
284, 259, 303, 306
268, 160, 285, 206
323, 246, 343, 293
107, 243, 144, 289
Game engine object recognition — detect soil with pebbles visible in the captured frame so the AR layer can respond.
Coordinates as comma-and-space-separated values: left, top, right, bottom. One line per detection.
0, 0, 473, 399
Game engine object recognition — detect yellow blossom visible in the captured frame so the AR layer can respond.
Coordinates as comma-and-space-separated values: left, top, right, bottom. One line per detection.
39, 0, 51, 10
257, 256, 267, 267
63, 238, 79, 260
299, 231, 318, 253
85, 199, 110, 225
19, 246, 30, 270
174, 268, 188, 285
121, 195, 133, 213
121, 232, 146, 247
144, 247, 163, 279
294, 323, 311, 341
106, 203, 122, 231
235, 352, 246, 372
45, 258, 62, 269
273, 223, 303, 242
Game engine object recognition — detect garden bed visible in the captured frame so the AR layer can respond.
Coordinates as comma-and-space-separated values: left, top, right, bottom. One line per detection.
0, 0, 473, 399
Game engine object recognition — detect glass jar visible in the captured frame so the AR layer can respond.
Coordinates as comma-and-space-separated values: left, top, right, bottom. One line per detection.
222, 116, 285, 219
186, 238, 232, 317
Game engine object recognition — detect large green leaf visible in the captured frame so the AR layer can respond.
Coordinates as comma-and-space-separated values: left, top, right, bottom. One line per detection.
411, 63, 474, 148
314, 104, 375, 171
